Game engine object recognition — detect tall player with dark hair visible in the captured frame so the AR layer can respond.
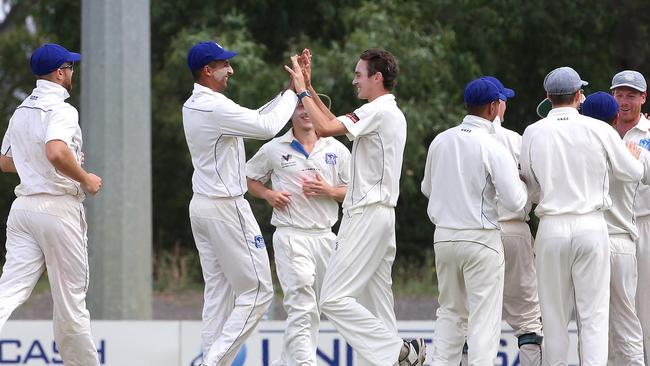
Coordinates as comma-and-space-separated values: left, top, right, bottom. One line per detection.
285, 49, 425, 366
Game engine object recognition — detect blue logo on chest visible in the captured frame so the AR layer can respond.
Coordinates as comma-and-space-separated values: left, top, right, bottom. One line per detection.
325, 153, 337, 165
253, 235, 266, 248
639, 138, 650, 151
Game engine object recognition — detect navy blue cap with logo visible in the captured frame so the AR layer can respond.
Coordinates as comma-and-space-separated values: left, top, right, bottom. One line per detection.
187, 41, 238, 71
581, 92, 619, 123
30, 43, 81, 76
481, 76, 515, 101
464, 78, 503, 106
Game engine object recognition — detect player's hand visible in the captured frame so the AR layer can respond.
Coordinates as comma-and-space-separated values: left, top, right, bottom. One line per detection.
302, 173, 332, 198
264, 190, 292, 209
626, 141, 642, 159
298, 48, 312, 89
284, 55, 307, 92
82, 173, 102, 195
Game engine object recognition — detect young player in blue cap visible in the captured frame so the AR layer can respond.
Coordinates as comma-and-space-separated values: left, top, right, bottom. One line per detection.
520, 67, 644, 365
0, 43, 102, 365
422, 78, 527, 365
582, 91, 646, 365
182, 40, 299, 366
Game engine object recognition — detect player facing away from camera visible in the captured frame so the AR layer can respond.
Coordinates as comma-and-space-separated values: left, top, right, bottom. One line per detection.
422, 78, 527, 365
581, 91, 646, 365
608, 70, 650, 361
460, 76, 543, 366
520, 67, 644, 365
284, 49, 425, 366
182, 41, 299, 366
246, 95, 350, 365
0, 43, 102, 366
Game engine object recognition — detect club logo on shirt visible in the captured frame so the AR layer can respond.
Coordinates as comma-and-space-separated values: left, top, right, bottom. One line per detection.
346, 112, 360, 123
639, 138, 650, 151
253, 235, 266, 248
29, 95, 39, 100
280, 154, 297, 168
325, 153, 337, 165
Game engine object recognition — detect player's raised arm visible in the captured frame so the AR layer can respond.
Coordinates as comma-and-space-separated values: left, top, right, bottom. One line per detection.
285, 55, 348, 137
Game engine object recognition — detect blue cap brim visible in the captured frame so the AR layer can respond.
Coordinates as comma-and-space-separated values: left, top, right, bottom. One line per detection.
503, 87, 515, 98
498, 93, 507, 101
66, 52, 81, 62
217, 50, 237, 61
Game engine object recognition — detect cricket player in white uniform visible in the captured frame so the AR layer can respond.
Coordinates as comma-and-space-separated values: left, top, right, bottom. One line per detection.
485, 76, 543, 365
608, 70, 650, 362
422, 78, 527, 365
0, 43, 102, 366
246, 97, 351, 365
520, 66, 645, 365
284, 49, 426, 365
581, 91, 646, 365
182, 41, 298, 366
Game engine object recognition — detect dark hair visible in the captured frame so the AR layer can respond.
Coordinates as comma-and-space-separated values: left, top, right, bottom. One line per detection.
465, 101, 497, 116
359, 48, 399, 91
548, 92, 578, 106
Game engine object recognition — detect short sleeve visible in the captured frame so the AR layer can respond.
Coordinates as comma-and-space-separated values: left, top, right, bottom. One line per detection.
45, 106, 79, 146
337, 105, 382, 141
1, 117, 13, 156
246, 144, 273, 184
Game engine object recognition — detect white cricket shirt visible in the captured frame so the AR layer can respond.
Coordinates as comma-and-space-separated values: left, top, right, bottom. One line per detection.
336, 94, 406, 212
520, 107, 644, 217
622, 115, 650, 218
492, 118, 532, 222
605, 152, 650, 240
1, 80, 84, 199
182, 83, 298, 198
246, 129, 351, 229
421, 115, 527, 236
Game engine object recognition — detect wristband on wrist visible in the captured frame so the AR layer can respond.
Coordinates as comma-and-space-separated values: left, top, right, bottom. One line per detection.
297, 90, 312, 102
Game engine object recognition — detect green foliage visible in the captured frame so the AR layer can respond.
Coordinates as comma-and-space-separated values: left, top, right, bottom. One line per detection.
2, 0, 650, 277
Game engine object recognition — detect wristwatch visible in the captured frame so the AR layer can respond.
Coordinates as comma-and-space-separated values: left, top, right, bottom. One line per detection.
297, 90, 312, 102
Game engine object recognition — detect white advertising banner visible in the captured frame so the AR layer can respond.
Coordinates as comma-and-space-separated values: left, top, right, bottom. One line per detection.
1, 320, 578, 365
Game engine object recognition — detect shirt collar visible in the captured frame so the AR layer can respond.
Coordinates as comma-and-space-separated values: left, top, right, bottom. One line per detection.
369, 93, 395, 104
462, 114, 496, 133
192, 82, 220, 97
633, 114, 650, 132
35, 79, 70, 100
278, 128, 296, 143
493, 116, 502, 127
547, 107, 580, 117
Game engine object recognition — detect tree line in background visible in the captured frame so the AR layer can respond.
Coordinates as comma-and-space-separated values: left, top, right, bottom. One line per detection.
1, 0, 649, 285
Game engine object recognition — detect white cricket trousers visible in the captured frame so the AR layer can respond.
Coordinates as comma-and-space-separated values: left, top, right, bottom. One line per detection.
433, 236, 505, 366
319, 204, 402, 366
501, 220, 543, 366
635, 215, 650, 364
272, 227, 335, 366
0, 194, 99, 366
189, 194, 274, 366
535, 212, 609, 366
607, 234, 644, 366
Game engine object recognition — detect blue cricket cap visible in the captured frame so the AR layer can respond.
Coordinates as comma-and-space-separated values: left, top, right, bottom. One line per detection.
187, 41, 238, 71
481, 76, 515, 101
30, 43, 81, 76
581, 92, 619, 123
464, 78, 502, 106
